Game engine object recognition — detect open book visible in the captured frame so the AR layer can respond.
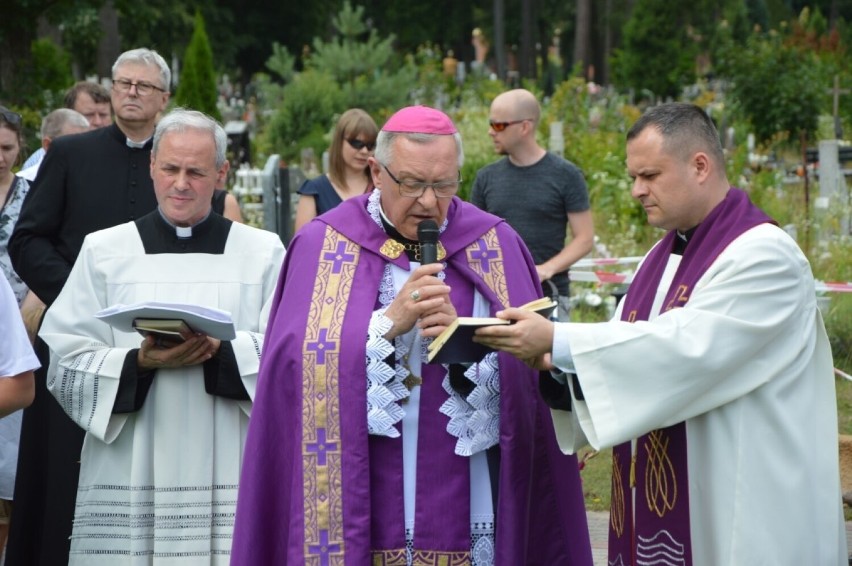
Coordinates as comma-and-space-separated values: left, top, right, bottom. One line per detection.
426, 297, 557, 364
95, 301, 237, 341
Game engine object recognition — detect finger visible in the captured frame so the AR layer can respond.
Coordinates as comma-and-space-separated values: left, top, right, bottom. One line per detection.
412, 297, 447, 317
413, 263, 445, 277
418, 312, 449, 330
409, 284, 451, 304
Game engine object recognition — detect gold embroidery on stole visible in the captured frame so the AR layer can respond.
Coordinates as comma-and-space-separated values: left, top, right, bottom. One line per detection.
664, 284, 690, 312
644, 430, 678, 518
610, 452, 626, 538
302, 228, 356, 564
465, 228, 510, 308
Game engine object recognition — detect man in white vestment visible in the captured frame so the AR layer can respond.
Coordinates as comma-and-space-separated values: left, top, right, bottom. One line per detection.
476, 102, 847, 565
39, 108, 285, 565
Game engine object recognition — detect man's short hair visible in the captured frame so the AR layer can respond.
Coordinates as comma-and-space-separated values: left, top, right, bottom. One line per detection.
40, 109, 89, 139
63, 81, 110, 110
627, 103, 725, 167
153, 108, 227, 169
112, 48, 171, 92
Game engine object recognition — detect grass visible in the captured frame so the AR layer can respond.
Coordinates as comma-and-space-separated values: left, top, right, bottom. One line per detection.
578, 447, 612, 513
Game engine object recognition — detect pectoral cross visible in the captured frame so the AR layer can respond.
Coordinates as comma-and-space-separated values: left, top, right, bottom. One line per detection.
400, 343, 422, 405
400, 371, 422, 404
403, 373, 422, 391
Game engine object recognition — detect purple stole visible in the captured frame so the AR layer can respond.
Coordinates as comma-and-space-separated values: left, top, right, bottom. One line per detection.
231, 194, 594, 565
608, 189, 772, 566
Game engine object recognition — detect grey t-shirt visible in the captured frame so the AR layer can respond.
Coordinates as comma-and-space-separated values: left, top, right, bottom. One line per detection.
471, 152, 589, 295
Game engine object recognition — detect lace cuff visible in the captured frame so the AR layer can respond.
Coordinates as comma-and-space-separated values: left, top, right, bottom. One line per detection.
440, 352, 500, 456
366, 308, 408, 437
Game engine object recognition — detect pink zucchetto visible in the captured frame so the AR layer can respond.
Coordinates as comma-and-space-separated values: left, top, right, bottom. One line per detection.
381, 105, 458, 135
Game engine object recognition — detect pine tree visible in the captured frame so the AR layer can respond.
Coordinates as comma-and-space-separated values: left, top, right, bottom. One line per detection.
305, 1, 415, 111
175, 11, 222, 121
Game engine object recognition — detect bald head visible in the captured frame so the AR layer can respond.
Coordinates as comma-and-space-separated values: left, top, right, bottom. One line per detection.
488, 89, 544, 162
491, 89, 541, 124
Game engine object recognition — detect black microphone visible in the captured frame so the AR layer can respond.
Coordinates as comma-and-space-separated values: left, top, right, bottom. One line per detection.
417, 219, 440, 264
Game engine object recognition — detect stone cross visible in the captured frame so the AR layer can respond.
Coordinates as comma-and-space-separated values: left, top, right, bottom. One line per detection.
827, 74, 849, 139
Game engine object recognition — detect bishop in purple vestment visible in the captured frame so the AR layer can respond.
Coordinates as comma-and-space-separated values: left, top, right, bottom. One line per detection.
232, 106, 593, 566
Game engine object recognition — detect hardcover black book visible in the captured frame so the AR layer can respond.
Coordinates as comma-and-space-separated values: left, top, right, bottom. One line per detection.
427, 297, 557, 364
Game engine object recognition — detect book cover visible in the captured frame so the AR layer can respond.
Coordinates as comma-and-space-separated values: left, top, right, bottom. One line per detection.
426, 298, 556, 364
133, 319, 193, 343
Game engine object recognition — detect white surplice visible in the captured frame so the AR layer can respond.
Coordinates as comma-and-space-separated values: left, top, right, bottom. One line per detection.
39, 220, 285, 565
551, 223, 847, 565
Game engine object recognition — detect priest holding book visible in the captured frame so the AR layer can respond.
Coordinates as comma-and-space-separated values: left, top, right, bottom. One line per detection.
37, 108, 285, 564
474, 103, 847, 564
232, 106, 592, 565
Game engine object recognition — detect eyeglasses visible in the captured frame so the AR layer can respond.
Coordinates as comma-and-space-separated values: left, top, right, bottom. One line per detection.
489, 119, 530, 132
382, 164, 461, 199
112, 78, 167, 96
0, 108, 22, 128
346, 138, 376, 151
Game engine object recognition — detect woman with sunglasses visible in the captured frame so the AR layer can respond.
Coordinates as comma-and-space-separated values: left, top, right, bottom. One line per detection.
294, 108, 378, 231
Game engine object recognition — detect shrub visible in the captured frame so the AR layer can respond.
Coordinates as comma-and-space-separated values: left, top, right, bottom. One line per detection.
29, 39, 74, 108
265, 71, 344, 162
175, 11, 222, 121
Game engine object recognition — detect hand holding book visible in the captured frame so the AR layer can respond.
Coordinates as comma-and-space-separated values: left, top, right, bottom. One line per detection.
466, 299, 559, 367
133, 319, 194, 348
427, 298, 556, 364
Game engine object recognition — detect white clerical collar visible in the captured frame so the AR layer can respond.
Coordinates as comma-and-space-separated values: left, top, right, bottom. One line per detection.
378, 205, 395, 230
157, 208, 210, 238
126, 137, 150, 149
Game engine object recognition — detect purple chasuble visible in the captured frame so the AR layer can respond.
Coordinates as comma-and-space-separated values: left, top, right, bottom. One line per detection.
608, 188, 773, 566
231, 194, 594, 565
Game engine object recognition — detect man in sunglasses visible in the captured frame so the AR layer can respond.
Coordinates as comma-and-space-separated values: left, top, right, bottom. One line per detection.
232, 106, 593, 565
472, 88, 594, 321
7, 47, 170, 566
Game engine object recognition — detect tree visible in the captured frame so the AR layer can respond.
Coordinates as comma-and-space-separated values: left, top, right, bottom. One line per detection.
715, 11, 830, 144
0, 0, 103, 105
261, 1, 415, 161
174, 10, 221, 121
612, 0, 697, 100
303, 1, 415, 111
572, 0, 592, 78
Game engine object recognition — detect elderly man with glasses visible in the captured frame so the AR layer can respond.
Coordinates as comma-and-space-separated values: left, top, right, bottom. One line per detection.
6, 47, 170, 566
232, 106, 593, 566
